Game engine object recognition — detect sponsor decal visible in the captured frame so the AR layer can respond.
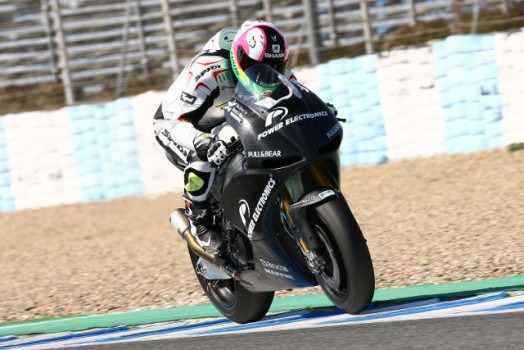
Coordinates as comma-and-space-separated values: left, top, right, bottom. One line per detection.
257, 111, 329, 140
260, 259, 294, 280
180, 91, 196, 105
260, 259, 289, 272
194, 65, 221, 81
319, 189, 336, 199
265, 107, 288, 127
161, 130, 190, 161
225, 100, 237, 112
272, 44, 281, 53
247, 175, 276, 238
263, 268, 295, 280
249, 36, 256, 48
326, 122, 341, 138
225, 100, 248, 122
258, 120, 284, 139
175, 144, 190, 159
271, 35, 277, 41
264, 52, 285, 59
301, 195, 317, 205
257, 79, 280, 88
238, 199, 250, 228
247, 150, 282, 158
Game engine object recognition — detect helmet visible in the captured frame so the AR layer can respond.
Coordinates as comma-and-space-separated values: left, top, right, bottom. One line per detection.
230, 19, 288, 91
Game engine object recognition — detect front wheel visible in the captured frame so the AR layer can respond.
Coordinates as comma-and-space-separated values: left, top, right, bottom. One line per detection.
312, 198, 375, 314
188, 248, 274, 323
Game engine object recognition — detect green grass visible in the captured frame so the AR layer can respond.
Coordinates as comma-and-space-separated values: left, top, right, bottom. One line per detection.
508, 143, 524, 152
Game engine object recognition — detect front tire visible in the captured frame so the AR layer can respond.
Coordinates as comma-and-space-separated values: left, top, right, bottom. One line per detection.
188, 248, 274, 323
313, 198, 375, 314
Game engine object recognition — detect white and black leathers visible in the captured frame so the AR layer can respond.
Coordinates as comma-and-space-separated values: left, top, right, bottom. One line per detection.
153, 27, 295, 170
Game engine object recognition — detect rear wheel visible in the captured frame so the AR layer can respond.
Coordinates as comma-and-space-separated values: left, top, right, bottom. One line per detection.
312, 198, 375, 313
188, 248, 274, 323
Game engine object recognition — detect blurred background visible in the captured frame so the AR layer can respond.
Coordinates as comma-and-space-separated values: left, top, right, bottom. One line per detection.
1, 0, 524, 212
1, 0, 523, 113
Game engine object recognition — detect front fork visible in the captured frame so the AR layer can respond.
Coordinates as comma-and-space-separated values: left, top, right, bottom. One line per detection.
281, 163, 336, 274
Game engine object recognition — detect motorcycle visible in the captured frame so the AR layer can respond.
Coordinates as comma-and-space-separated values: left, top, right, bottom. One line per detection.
170, 64, 375, 324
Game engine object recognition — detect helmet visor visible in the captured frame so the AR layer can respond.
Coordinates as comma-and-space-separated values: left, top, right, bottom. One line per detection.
237, 45, 288, 75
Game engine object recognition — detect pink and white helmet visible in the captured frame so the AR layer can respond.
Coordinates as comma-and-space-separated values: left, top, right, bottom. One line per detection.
230, 19, 289, 88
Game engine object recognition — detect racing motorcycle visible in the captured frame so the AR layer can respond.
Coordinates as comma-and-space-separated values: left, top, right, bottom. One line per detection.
170, 65, 375, 324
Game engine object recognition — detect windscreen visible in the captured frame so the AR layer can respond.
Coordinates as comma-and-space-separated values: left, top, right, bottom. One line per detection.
234, 64, 301, 110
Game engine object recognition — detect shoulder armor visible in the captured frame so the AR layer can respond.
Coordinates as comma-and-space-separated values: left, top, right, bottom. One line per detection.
202, 27, 237, 51
178, 54, 232, 102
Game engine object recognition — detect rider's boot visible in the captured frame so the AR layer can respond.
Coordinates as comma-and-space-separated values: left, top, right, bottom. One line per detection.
173, 160, 224, 254
184, 199, 225, 254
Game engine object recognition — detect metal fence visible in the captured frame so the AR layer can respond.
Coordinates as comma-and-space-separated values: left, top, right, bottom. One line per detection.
0, 0, 521, 106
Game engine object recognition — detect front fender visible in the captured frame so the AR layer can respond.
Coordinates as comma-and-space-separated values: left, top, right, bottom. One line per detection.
288, 188, 342, 250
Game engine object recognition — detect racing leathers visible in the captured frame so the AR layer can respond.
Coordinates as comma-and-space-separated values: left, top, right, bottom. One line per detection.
153, 28, 296, 254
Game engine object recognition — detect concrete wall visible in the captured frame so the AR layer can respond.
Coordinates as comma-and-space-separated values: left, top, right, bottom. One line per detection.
1, 30, 523, 212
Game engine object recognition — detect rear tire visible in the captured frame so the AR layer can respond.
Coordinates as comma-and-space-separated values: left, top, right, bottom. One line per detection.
313, 198, 375, 314
188, 248, 274, 323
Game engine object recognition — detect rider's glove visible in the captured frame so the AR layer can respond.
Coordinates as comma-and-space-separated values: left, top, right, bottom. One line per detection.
326, 102, 338, 117
193, 133, 231, 166
207, 139, 231, 166
193, 133, 216, 161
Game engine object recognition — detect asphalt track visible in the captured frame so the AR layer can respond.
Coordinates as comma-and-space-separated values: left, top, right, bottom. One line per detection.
2, 292, 523, 349
63, 311, 524, 350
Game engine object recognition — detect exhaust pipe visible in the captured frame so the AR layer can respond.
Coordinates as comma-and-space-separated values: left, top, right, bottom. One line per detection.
170, 209, 241, 280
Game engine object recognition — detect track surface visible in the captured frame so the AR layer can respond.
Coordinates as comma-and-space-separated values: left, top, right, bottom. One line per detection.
3, 293, 522, 349
65, 312, 524, 350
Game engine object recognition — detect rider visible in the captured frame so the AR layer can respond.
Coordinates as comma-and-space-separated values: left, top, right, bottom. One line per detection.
153, 19, 296, 254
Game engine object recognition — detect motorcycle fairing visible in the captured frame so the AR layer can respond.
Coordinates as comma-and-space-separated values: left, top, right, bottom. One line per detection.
221, 76, 342, 238
288, 188, 343, 251
240, 235, 318, 292
216, 65, 344, 291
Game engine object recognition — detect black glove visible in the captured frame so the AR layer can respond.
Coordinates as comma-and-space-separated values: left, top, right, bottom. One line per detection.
326, 102, 338, 117
207, 139, 231, 166
193, 133, 215, 161
193, 134, 231, 166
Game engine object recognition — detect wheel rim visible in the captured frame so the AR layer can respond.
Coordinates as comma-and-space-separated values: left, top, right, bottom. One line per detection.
207, 279, 236, 307
315, 223, 349, 302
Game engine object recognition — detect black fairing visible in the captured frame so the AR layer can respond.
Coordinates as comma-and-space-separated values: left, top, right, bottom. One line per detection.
218, 65, 343, 292
227, 84, 342, 171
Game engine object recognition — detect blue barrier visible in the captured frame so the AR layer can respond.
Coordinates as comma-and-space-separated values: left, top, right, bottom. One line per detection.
68, 98, 144, 202
0, 118, 14, 212
432, 35, 504, 154
317, 55, 388, 165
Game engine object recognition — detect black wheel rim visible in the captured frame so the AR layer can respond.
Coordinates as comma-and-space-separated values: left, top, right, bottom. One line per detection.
315, 223, 349, 302
207, 279, 236, 307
